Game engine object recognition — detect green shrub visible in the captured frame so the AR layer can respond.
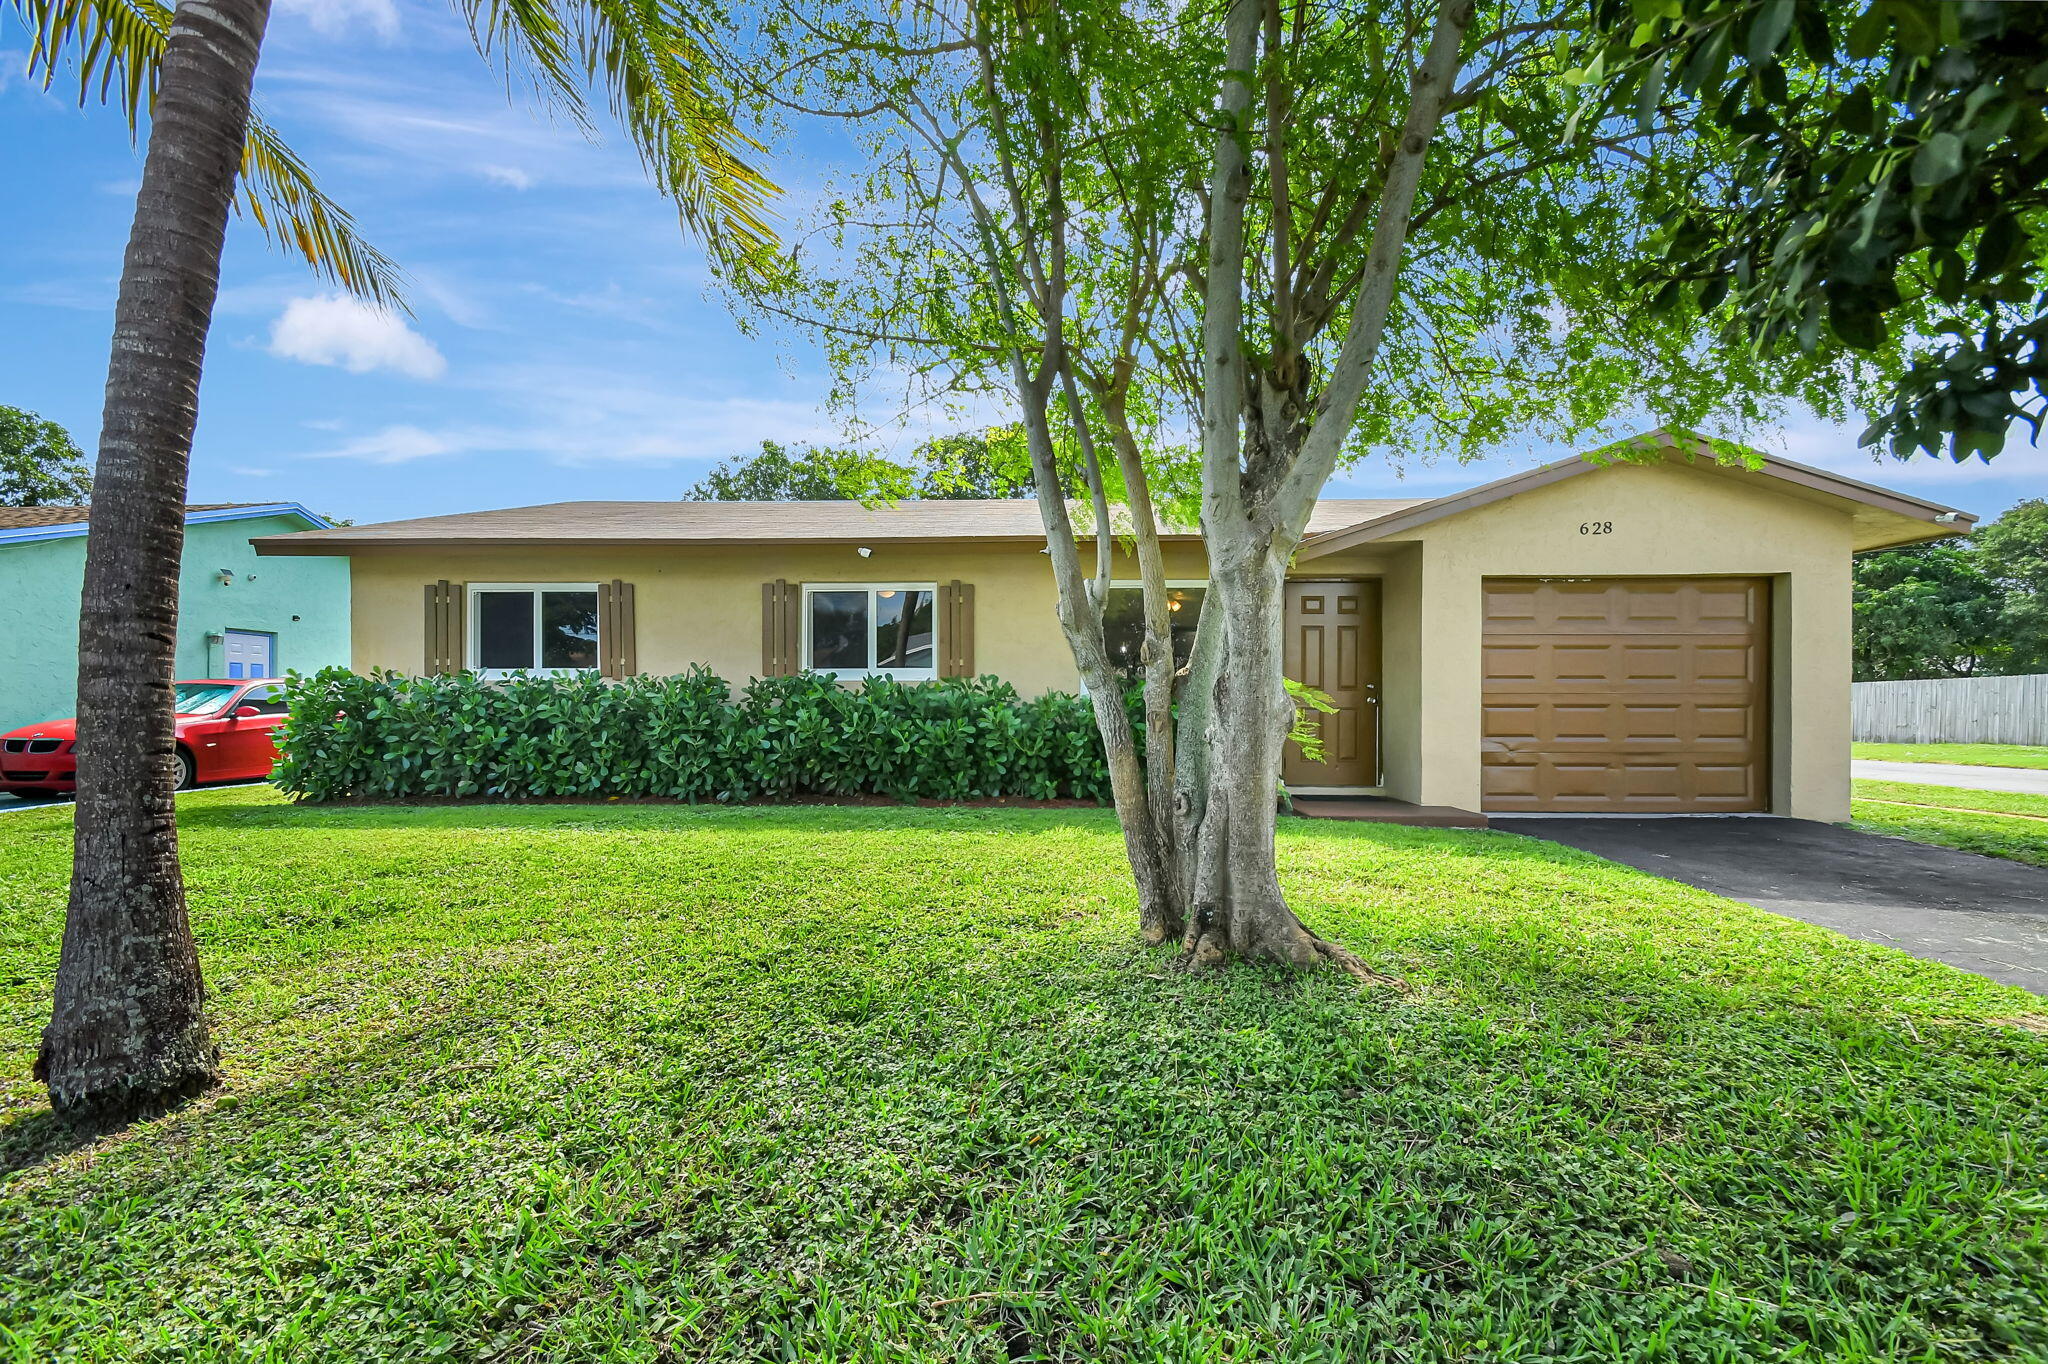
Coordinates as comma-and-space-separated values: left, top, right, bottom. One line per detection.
273, 667, 1124, 803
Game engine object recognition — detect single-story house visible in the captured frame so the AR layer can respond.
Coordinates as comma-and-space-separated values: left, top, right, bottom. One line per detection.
0, 502, 352, 734
251, 431, 1972, 821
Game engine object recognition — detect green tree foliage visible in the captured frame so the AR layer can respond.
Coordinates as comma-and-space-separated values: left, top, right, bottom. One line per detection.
1587, 0, 2048, 461
1975, 498, 2048, 673
1851, 542, 2000, 680
687, 431, 1034, 501
1851, 500, 2048, 679
686, 440, 917, 501
0, 405, 94, 505
914, 429, 1033, 498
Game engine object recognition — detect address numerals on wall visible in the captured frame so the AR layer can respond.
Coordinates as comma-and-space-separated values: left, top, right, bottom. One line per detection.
1579, 520, 1614, 536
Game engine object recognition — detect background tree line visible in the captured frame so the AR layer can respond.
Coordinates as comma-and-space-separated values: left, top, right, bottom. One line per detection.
685, 429, 1033, 501
1854, 500, 2048, 681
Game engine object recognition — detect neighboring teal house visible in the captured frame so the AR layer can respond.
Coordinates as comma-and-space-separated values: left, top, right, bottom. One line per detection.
0, 503, 351, 734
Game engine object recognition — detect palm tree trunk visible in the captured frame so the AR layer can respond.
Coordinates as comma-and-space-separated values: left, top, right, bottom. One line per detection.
37, 0, 273, 1122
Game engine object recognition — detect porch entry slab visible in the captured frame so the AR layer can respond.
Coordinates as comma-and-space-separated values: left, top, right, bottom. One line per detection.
1481, 577, 1770, 814
1291, 796, 1488, 829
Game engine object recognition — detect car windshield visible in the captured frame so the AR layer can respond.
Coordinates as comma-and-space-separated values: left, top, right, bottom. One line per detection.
172, 683, 239, 716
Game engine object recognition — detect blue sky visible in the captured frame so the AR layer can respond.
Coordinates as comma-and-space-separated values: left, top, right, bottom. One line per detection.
3, 2, 2039, 528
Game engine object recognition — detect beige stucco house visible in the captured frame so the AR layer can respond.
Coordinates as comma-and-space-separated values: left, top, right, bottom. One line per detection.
253, 432, 1972, 821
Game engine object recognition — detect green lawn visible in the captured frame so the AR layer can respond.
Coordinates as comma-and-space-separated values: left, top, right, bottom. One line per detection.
1854, 741, 2048, 769
1851, 779, 2048, 868
1, 790, 2044, 1362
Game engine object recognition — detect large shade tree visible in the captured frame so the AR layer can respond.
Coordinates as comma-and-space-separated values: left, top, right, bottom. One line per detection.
0, 405, 95, 504
1585, 0, 2048, 462
731, 0, 1903, 971
20, 0, 774, 1121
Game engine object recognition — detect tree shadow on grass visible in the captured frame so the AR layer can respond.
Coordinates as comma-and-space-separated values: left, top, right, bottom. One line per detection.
0, 1105, 117, 1176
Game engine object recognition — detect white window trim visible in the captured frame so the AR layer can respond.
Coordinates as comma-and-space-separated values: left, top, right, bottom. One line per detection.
802, 582, 940, 681
468, 582, 601, 678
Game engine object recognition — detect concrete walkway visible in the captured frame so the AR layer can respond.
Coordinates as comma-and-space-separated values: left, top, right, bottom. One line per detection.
1852, 760, 2048, 795
1494, 816, 2048, 994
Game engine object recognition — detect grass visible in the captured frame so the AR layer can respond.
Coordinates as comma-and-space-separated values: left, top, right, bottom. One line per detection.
1850, 779, 2048, 869
1854, 742, 2048, 769
1, 789, 2044, 1363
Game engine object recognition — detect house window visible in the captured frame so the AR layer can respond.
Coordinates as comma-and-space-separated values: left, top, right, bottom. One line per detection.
803, 584, 937, 679
469, 584, 600, 675
1103, 583, 1206, 682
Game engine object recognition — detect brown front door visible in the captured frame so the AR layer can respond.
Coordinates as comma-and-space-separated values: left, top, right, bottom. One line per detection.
1283, 579, 1380, 787
1481, 577, 1770, 812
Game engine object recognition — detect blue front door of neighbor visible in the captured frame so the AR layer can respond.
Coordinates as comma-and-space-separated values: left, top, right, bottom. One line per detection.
223, 629, 276, 679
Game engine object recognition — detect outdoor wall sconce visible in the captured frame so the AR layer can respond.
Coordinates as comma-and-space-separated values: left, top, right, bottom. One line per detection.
216, 568, 235, 586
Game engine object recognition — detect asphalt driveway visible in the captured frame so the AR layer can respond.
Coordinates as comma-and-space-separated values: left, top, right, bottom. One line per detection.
1851, 760, 2048, 794
1493, 816, 2048, 994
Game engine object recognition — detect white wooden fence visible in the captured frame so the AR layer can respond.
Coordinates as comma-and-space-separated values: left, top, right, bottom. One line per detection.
1853, 674, 2048, 745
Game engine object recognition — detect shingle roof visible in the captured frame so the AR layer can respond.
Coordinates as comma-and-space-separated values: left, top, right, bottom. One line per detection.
250, 497, 1429, 554
0, 503, 258, 531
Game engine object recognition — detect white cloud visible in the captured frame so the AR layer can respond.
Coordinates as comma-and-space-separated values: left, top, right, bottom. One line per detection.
482, 165, 535, 191
291, 373, 846, 471
269, 296, 446, 380
276, 0, 398, 40
303, 425, 476, 465
227, 466, 277, 478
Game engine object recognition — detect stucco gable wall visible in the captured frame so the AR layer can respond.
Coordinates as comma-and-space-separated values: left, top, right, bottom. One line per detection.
1386, 459, 1855, 820
176, 515, 352, 682
0, 514, 349, 733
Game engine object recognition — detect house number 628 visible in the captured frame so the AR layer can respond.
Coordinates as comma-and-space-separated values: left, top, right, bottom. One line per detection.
1579, 520, 1613, 535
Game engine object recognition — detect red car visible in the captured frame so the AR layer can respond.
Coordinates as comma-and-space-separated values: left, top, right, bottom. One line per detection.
0, 679, 291, 797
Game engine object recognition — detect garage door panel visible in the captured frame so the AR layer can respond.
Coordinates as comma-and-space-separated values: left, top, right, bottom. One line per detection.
1485, 756, 1765, 812
1694, 763, 1758, 800
1619, 763, 1682, 801
1481, 578, 1768, 813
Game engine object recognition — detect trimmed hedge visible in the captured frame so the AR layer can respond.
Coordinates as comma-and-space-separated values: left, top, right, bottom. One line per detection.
273, 667, 1122, 803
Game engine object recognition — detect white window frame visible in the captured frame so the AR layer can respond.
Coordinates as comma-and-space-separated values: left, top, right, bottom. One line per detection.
468, 582, 602, 678
802, 582, 940, 681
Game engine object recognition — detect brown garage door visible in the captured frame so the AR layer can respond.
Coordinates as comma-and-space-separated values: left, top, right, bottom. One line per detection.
1481, 578, 1769, 813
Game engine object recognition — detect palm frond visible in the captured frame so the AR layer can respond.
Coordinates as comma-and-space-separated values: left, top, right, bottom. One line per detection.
457, 0, 781, 263
10, 0, 407, 308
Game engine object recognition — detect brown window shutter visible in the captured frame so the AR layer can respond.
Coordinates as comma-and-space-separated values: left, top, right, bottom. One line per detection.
424, 580, 464, 674
599, 580, 637, 679
940, 580, 975, 678
762, 579, 799, 676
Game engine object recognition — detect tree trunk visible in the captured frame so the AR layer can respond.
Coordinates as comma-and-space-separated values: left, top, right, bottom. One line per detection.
37, 0, 273, 1121
1173, 533, 1396, 982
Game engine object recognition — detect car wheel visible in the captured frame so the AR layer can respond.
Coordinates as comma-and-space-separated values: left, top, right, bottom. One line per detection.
172, 749, 197, 791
